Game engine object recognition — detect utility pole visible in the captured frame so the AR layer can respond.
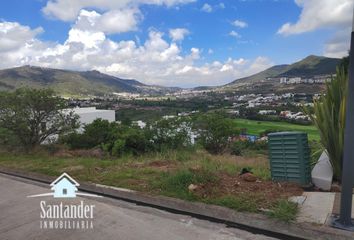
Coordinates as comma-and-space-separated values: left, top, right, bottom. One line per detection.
332, 6, 354, 232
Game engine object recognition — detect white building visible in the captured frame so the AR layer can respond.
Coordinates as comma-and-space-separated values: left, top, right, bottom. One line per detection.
288, 77, 301, 84
258, 110, 277, 115
71, 107, 115, 132
43, 107, 115, 144
280, 77, 288, 84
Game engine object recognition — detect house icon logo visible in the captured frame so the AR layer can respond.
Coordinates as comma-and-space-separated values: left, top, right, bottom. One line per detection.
50, 173, 79, 198
27, 172, 101, 199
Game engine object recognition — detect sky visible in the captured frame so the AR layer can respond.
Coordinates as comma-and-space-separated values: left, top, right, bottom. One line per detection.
0, 0, 352, 87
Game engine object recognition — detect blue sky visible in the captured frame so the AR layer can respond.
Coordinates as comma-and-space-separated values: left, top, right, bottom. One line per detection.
0, 0, 351, 87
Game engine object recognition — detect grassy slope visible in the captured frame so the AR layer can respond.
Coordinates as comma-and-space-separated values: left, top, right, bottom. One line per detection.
234, 118, 320, 141
0, 149, 298, 221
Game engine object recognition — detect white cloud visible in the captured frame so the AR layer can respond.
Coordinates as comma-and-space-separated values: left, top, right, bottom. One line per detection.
277, 0, 353, 36
218, 3, 225, 9
229, 30, 241, 38
96, 9, 142, 34
0, 20, 273, 87
201, 3, 212, 13
324, 27, 350, 58
190, 47, 200, 59
42, 0, 196, 21
232, 20, 248, 28
69, 9, 142, 35
169, 28, 190, 42
277, 0, 352, 58
0, 22, 43, 52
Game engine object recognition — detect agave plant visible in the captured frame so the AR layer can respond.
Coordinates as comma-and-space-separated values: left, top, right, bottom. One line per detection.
309, 67, 348, 180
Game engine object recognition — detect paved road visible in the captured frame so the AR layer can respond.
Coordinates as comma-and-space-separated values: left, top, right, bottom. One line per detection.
0, 174, 277, 240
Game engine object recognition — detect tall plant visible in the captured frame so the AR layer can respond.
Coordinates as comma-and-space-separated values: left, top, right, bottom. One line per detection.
310, 68, 348, 179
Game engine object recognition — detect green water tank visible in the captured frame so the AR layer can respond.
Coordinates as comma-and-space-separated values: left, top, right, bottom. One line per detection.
268, 132, 311, 185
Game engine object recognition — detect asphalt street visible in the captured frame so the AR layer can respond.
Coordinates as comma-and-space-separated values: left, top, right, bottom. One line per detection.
0, 174, 277, 240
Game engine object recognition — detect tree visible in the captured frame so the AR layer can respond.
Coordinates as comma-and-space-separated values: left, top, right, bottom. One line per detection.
310, 68, 348, 179
146, 117, 193, 151
64, 119, 118, 150
0, 88, 78, 150
195, 113, 238, 154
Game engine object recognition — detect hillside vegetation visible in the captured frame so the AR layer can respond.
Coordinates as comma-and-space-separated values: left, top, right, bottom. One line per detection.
222, 55, 340, 94
0, 65, 178, 96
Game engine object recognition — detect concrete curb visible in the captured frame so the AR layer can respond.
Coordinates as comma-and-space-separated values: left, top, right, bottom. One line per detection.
0, 167, 353, 240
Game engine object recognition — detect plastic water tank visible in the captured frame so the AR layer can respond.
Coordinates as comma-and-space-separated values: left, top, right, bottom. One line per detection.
268, 132, 311, 185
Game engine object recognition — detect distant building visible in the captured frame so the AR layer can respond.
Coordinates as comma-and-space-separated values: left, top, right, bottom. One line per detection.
288, 77, 301, 84
43, 107, 115, 143
162, 115, 176, 120
280, 77, 288, 84
70, 107, 115, 132
258, 110, 277, 115
228, 110, 240, 116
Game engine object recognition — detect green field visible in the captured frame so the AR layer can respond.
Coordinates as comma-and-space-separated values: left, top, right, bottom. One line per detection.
234, 118, 320, 141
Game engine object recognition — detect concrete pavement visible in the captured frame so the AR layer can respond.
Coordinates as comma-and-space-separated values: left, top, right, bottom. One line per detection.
0, 174, 276, 240
292, 192, 354, 225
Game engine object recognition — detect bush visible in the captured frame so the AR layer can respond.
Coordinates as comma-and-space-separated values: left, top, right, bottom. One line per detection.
230, 141, 245, 156
111, 139, 126, 157
230, 140, 268, 156
310, 67, 347, 179
123, 128, 150, 155
147, 118, 193, 151
0, 127, 20, 149
61, 119, 151, 156
252, 140, 268, 151
196, 113, 239, 154
62, 132, 95, 149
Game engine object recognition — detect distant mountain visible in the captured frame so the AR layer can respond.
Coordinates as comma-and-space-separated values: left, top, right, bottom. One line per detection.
0, 65, 179, 96
223, 55, 341, 94
0, 55, 342, 97
278, 55, 340, 77
226, 64, 289, 86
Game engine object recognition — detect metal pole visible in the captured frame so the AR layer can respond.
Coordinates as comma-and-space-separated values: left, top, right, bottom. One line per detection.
332, 6, 354, 231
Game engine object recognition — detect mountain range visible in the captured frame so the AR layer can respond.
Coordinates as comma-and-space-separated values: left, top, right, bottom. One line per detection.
0, 66, 179, 97
220, 55, 341, 94
0, 55, 341, 96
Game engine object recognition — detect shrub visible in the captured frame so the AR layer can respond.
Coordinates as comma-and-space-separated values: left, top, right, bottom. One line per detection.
196, 113, 239, 154
230, 140, 268, 156
63, 132, 95, 149
63, 119, 153, 156
147, 118, 193, 151
111, 139, 126, 157
309, 67, 347, 179
83, 119, 115, 147
0, 127, 20, 149
230, 141, 245, 156
123, 128, 150, 155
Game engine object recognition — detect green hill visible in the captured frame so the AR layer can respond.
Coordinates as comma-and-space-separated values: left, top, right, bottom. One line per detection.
223, 55, 341, 94
279, 55, 340, 77
0, 65, 177, 97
